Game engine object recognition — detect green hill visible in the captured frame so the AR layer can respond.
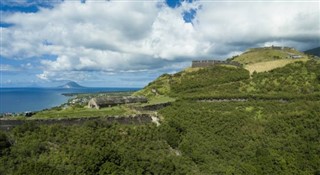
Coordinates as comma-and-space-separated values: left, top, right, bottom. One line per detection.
133, 58, 320, 174
232, 46, 308, 64
1, 48, 320, 175
230, 46, 309, 74
135, 60, 320, 101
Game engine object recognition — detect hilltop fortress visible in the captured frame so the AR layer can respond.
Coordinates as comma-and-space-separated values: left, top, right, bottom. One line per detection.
246, 46, 295, 52
192, 46, 304, 68
192, 60, 241, 68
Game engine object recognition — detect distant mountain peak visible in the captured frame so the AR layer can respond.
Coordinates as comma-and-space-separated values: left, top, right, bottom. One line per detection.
58, 81, 84, 89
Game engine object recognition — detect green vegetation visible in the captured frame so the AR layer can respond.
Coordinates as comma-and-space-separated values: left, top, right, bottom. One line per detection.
0, 123, 198, 175
160, 100, 320, 174
143, 95, 175, 106
240, 60, 320, 96
170, 66, 250, 96
1, 48, 320, 174
135, 65, 250, 100
135, 59, 320, 101
133, 74, 171, 98
1, 98, 319, 174
0, 131, 11, 156
230, 47, 309, 73
233, 47, 308, 65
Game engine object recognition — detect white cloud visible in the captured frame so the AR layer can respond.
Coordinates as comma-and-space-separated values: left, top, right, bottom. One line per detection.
0, 64, 21, 72
37, 70, 90, 81
1, 0, 62, 7
1, 0, 319, 82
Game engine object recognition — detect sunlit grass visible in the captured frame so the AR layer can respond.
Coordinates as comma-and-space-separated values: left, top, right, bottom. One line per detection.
145, 95, 175, 105
245, 58, 308, 74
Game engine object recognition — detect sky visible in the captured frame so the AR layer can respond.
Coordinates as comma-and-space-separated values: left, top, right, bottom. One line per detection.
0, 0, 319, 87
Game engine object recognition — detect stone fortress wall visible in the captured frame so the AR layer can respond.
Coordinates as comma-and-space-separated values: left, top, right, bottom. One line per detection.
191, 60, 242, 68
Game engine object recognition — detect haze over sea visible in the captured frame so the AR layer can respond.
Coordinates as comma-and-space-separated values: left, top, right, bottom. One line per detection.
0, 87, 139, 113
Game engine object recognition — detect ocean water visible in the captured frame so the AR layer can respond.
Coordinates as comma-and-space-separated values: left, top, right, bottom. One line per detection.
0, 87, 140, 113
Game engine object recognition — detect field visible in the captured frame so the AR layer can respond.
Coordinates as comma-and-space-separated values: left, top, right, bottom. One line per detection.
245, 58, 308, 74
233, 47, 308, 64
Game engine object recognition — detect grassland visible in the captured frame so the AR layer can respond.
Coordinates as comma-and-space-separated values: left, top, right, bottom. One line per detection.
142, 95, 175, 106
233, 47, 308, 64
245, 58, 308, 74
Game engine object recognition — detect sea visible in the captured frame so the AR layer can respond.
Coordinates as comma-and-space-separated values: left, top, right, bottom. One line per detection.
0, 87, 140, 114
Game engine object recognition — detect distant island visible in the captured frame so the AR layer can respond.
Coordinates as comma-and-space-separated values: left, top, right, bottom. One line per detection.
58, 81, 85, 89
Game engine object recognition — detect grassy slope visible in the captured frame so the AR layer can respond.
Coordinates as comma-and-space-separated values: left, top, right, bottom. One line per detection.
135, 59, 320, 101
233, 47, 307, 64
135, 47, 312, 100
232, 47, 309, 74
134, 66, 251, 101
245, 58, 308, 74
133, 67, 207, 105
133, 74, 171, 98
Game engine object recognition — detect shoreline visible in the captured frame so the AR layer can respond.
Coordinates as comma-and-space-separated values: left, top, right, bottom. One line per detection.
0, 88, 140, 116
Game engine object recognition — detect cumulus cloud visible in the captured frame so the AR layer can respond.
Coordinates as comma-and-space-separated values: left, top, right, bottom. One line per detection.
1, 0, 319, 82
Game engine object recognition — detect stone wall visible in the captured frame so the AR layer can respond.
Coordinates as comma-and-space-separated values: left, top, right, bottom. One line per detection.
140, 102, 172, 111
88, 96, 148, 109
0, 114, 153, 131
192, 60, 241, 68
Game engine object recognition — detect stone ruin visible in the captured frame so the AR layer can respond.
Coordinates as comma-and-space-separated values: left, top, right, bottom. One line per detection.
88, 96, 148, 109
191, 60, 241, 68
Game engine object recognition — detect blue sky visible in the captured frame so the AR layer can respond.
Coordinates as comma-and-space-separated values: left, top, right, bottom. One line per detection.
0, 0, 319, 87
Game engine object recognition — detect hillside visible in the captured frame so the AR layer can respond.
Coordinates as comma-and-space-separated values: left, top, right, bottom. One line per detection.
138, 60, 320, 100
1, 49, 320, 174
232, 46, 307, 64
231, 46, 309, 73
135, 55, 318, 101
133, 58, 320, 174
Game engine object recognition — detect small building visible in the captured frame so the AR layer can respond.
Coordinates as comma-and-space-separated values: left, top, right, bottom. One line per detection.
88, 96, 148, 109
291, 55, 303, 59
191, 60, 241, 68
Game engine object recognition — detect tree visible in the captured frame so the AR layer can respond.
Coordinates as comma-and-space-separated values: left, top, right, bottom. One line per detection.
0, 131, 11, 155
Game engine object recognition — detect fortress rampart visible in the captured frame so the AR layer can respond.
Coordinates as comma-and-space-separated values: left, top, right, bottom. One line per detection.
192, 60, 241, 68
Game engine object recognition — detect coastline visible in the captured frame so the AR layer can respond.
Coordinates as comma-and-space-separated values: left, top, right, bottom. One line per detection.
0, 87, 140, 116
